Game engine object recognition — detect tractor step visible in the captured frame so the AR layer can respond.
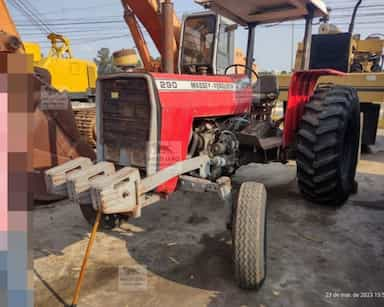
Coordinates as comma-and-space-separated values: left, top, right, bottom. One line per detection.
258, 136, 282, 150
237, 121, 282, 150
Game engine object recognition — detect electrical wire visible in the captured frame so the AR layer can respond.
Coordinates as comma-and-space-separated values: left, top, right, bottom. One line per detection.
10, 0, 384, 49
9, 0, 52, 35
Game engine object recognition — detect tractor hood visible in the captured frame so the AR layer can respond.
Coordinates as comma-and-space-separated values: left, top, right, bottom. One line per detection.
195, 0, 328, 25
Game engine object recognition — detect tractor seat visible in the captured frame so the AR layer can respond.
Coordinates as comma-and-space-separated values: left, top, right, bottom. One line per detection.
252, 75, 279, 104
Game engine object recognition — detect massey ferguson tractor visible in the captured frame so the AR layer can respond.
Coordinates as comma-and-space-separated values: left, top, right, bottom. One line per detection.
45, 0, 361, 290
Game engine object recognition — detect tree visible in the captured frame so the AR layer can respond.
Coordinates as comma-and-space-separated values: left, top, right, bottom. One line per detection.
94, 48, 117, 75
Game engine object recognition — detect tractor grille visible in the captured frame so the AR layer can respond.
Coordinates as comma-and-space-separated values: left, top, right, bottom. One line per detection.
101, 77, 151, 168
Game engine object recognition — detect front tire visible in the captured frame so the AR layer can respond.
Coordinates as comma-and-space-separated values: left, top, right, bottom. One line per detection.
296, 85, 360, 205
233, 182, 267, 289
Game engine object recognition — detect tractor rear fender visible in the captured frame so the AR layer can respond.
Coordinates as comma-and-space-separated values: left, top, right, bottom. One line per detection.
283, 69, 346, 148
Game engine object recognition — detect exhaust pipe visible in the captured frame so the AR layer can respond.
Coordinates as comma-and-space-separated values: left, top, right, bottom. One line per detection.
348, 0, 362, 34
161, 0, 174, 73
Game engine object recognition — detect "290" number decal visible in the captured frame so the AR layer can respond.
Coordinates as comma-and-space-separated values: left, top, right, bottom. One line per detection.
159, 81, 178, 89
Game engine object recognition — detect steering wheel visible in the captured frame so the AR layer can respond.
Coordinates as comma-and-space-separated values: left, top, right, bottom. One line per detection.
224, 64, 259, 79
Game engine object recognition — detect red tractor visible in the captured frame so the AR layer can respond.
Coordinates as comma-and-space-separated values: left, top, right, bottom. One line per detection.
45, 0, 361, 289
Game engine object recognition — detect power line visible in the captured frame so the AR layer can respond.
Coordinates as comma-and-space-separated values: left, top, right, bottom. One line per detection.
9, 0, 52, 34
12, 1, 383, 51
38, 3, 118, 15
332, 4, 384, 10
9, 0, 46, 34
13, 9, 384, 27
22, 0, 53, 33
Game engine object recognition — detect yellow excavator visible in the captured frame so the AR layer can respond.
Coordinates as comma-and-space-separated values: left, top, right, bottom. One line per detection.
26, 33, 97, 101
23, 34, 98, 147
293, 27, 384, 74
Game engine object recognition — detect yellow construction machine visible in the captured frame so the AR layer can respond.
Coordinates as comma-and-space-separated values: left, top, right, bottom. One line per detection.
112, 48, 140, 70
30, 33, 97, 102
23, 35, 97, 101
23, 34, 99, 147
278, 0, 384, 145
293, 28, 384, 74
23, 41, 42, 63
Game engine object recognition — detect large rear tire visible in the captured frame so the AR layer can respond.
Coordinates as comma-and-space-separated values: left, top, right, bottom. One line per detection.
233, 182, 267, 289
296, 85, 360, 205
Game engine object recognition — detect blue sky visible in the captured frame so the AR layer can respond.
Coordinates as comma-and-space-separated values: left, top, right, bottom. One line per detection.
8, 0, 382, 71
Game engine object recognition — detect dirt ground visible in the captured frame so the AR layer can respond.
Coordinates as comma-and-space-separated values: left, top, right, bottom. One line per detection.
33, 137, 384, 307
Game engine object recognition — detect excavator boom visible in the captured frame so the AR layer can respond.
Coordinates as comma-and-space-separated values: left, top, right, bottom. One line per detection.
0, 0, 19, 36
0, 0, 23, 53
121, 0, 181, 71
123, 5, 153, 71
